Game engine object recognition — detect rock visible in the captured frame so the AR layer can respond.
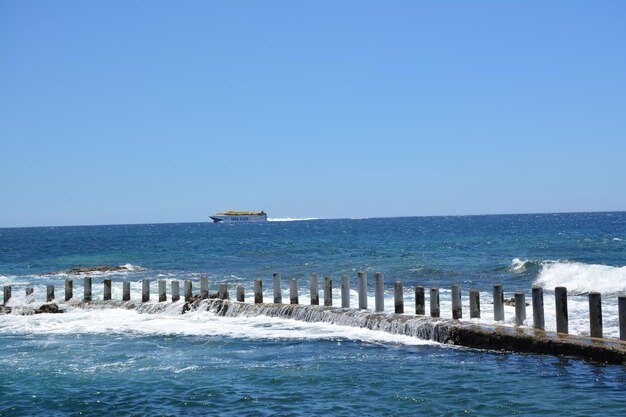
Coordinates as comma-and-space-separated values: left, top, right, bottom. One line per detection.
35, 303, 62, 314
48, 265, 133, 275
503, 297, 530, 307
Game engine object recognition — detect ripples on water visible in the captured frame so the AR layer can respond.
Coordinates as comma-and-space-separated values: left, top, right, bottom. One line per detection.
1, 334, 625, 416
1, 213, 625, 415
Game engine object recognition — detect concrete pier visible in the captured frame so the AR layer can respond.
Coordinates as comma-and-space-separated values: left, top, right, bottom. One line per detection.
310, 273, 319, 305
358, 272, 367, 310
394, 281, 404, 314
237, 286, 244, 302
103, 279, 111, 301
469, 289, 480, 319
493, 284, 504, 321
589, 292, 603, 338
290, 278, 298, 305
341, 275, 350, 308
617, 294, 626, 340
532, 286, 545, 330
415, 286, 425, 315
430, 288, 440, 318
555, 286, 569, 334
273, 273, 282, 304
254, 279, 263, 304
451, 284, 462, 319
375, 272, 384, 312
184, 280, 192, 302
142, 279, 150, 302
123, 281, 130, 301
3, 286, 10, 304
84, 277, 92, 302
65, 279, 72, 301
218, 284, 229, 300
515, 292, 526, 326
172, 281, 180, 302
324, 276, 332, 307
200, 277, 209, 299
47, 285, 55, 302
198, 298, 626, 365
158, 280, 166, 302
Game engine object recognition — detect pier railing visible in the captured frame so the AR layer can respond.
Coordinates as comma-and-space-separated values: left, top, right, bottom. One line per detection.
3, 272, 626, 343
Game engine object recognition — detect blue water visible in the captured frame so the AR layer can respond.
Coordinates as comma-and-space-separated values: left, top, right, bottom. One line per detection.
1, 213, 626, 415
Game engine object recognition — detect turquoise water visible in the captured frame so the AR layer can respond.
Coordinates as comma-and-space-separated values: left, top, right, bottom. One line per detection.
1, 213, 626, 415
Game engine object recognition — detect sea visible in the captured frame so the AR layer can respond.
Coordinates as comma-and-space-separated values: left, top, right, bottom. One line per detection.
1, 212, 625, 416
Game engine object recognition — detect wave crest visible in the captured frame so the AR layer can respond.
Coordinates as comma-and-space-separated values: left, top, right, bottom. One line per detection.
533, 261, 626, 294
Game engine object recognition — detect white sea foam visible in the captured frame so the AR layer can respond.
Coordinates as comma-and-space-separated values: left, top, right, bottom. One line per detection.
533, 261, 626, 294
267, 218, 318, 222
510, 258, 528, 272
0, 304, 437, 347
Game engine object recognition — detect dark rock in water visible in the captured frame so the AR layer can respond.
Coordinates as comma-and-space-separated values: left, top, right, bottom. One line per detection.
49, 265, 133, 275
503, 298, 530, 307
0, 306, 11, 314
35, 303, 62, 314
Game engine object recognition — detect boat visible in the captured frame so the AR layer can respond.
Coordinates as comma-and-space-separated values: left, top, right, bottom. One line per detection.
210, 210, 268, 223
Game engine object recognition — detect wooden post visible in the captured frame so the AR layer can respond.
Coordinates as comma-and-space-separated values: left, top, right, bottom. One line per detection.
273, 273, 282, 304
310, 273, 319, 305
236, 286, 244, 302
200, 276, 209, 299
452, 284, 462, 319
84, 276, 92, 302
184, 280, 192, 302
123, 281, 130, 301
532, 286, 545, 330
555, 286, 568, 334
358, 272, 367, 310
469, 289, 480, 318
341, 275, 350, 308
47, 284, 55, 302
103, 279, 111, 301
324, 276, 332, 307
290, 278, 299, 305
3, 286, 10, 304
218, 284, 229, 300
375, 272, 384, 312
430, 288, 440, 318
493, 284, 504, 321
65, 279, 73, 301
25, 287, 33, 302
158, 280, 166, 302
394, 281, 404, 314
415, 286, 425, 315
254, 279, 263, 304
142, 279, 150, 302
515, 292, 526, 326
171, 280, 180, 302
619, 295, 626, 341
588, 292, 602, 338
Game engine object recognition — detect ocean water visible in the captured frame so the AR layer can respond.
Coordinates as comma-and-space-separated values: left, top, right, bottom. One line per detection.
1, 213, 625, 416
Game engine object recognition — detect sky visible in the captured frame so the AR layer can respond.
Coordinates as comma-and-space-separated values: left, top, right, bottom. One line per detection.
1, 1, 625, 227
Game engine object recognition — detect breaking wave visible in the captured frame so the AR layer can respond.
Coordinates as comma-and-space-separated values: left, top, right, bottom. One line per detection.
532, 261, 626, 294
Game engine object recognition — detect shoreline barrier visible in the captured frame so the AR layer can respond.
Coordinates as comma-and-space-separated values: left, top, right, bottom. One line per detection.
2, 273, 626, 364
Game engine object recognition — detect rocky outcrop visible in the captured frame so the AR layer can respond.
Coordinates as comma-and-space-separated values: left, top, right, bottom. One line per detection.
35, 303, 62, 314
48, 265, 133, 275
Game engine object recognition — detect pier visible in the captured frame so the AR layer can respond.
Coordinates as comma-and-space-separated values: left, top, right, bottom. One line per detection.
2, 274, 626, 364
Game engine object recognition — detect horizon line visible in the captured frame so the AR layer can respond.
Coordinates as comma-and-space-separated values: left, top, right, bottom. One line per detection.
1, 209, 624, 230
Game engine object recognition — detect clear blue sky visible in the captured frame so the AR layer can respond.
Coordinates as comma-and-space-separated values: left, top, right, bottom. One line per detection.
1, 1, 625, 227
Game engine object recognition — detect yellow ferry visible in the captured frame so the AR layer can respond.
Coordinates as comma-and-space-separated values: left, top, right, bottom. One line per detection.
210, 210, 268, 223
